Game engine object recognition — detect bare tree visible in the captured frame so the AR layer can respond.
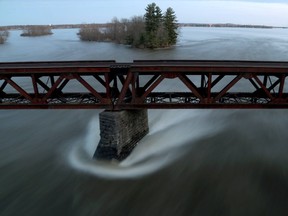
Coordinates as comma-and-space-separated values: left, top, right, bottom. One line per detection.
0, 30, 9, 44
21, 25, 53, 37
78, 24, 106, 41
125, 16, 146, 47
105, 17, 127, 43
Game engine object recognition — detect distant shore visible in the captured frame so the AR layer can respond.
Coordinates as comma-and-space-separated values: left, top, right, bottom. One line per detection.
0, 23, 287, 31
180, 23, 287, 29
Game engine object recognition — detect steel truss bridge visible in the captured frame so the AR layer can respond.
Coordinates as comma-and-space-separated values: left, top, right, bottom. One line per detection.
0, 60, 287, 110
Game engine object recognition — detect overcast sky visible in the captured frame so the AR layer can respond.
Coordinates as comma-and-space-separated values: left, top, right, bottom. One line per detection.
1, 0, 288, 26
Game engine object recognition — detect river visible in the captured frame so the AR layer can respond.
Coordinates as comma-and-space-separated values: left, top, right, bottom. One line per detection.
1, 27, 288, 216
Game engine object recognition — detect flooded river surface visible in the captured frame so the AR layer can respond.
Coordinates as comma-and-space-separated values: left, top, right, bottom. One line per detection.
1, 27, 288, 216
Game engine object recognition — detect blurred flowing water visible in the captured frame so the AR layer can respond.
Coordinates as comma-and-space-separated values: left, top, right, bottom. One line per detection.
1, 27, 288, 216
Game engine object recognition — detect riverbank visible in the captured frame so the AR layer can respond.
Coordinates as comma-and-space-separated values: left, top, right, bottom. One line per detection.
0, 23, 286, 31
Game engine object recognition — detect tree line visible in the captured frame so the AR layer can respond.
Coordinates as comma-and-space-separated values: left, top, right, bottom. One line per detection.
78, 3, 179, 48
0, 3, 178, 47
0, 25, 55, 44
0, 25, 53, 44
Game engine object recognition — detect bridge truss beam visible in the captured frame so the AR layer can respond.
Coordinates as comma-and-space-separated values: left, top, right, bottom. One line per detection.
0, 60, 287, 109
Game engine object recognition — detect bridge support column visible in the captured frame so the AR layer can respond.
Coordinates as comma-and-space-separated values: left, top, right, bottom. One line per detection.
93, 109, 149, 161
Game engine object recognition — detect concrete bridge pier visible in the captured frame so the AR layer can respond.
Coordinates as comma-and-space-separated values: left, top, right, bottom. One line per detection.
93, 109, 149, 161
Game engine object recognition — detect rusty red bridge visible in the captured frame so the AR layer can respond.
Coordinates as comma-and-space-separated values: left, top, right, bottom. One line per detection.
0, 60, 287, 109
1, 60, 288, 160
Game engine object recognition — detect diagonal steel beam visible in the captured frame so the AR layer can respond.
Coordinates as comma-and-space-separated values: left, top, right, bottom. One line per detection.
118, 74, 132, 96
116, 71, 133, 105
93, 75, 106, 87
4, 77, 33, 102
36, 77, 50, 92
42, 75, 65, 101
253, 75, 274, 100
267, 78, 280, 92
143, 75, 160, 90
58, 78, 70, 92
214, 74, 243, 102
211, 75, 225, 88
178, 74, 204, 101
74, 74, 104, 101
0, 80, 8, 93
140, 74, 165, 101
249, 78, 260, 90
118, 75, 126, 85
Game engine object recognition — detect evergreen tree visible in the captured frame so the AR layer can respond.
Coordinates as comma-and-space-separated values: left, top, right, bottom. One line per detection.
144, 2, 163, 48
164, 7, 178, 45
144, 3, 162, 33
77, 2, 178, 49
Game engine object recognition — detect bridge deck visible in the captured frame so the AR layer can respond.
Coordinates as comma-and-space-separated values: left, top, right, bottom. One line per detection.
0, 60, 287, 109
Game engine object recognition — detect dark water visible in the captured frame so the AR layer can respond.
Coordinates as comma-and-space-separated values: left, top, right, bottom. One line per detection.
1, 27, 288, 216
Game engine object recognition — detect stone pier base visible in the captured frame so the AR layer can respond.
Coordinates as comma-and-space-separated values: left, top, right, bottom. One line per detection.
93, 109, 149, 161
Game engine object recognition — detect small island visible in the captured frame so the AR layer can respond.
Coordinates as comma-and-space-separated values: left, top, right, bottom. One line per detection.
20, 25, 53, 37
0, 1, 285, 46
0, 30, 9, 44
78, 2, 179, 49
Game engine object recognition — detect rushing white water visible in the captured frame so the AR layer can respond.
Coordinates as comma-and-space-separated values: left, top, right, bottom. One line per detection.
68, 110, 223, 179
